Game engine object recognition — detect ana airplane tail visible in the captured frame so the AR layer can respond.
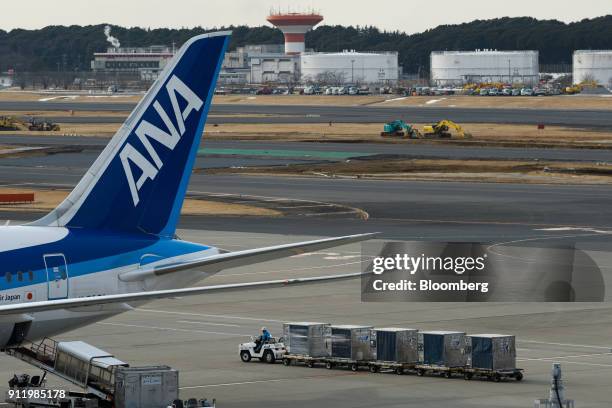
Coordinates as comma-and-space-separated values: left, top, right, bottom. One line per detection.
31, 32, 231, 237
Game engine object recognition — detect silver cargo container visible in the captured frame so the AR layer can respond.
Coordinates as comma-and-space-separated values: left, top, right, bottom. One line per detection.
466, 334, 516, 370
418, 331, 466, 367
371, 328, 419, 363
327, 325, 373, 361
283, 322, 329, 357
114, 366, 178, 408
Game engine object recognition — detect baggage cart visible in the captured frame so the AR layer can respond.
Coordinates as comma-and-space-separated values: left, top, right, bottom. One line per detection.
414, 363, 465, 379
281, 354, 327, 368
462, 367, 524, 382
367, 361, 417, 375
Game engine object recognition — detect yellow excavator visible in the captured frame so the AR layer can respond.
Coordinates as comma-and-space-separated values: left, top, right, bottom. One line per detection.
422, 120, 472, 139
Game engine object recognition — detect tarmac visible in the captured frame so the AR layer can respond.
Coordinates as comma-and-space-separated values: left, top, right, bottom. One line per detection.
1, 230, 611, 407
1, 161, 611, 406
1, 100, 612, 406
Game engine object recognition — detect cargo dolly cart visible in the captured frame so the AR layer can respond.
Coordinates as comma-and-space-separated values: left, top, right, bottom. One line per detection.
281, 354, 326, 368
462, 367, 524, 382
323, 357, 371, 372
282, 355, 370, 372
414, 364, 465, 379
412, 364, 524, 381
367, 361, 417, 375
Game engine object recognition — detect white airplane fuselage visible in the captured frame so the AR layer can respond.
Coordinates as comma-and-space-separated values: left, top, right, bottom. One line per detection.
0, 225, 219, 348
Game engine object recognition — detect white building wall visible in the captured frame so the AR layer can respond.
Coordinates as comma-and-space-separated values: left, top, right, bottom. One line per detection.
301, 52, 399, 84
430, 50, 539, 86
573, 50, 612, 87
249, 55, 300, 84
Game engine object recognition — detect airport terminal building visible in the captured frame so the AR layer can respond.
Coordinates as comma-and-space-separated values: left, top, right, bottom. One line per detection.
91, 45, 175, 81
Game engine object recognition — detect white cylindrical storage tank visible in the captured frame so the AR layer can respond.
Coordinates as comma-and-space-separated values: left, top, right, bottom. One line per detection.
301, 51, 399, 84
430, 50, 539, 86
573, 50, 612, 87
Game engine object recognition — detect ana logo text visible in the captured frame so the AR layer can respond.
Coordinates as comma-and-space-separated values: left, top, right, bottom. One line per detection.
120, 75, 203, 206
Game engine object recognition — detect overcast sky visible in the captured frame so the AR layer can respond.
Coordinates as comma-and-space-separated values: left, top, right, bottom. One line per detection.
3, 0, 611, 33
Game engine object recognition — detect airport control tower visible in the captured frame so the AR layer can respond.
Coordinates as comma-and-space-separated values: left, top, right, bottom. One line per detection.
267, 11, 323, 54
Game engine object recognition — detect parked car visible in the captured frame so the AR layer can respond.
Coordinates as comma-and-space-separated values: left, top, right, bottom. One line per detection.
479, 88, 489, 96
520, 88, 533, 96
488, 88, 500, 96
511, 88, 521, 96
303, 86, 315, 95
502, 88, 512, 96
256, 87, 273, 95
533, 88, 547, 96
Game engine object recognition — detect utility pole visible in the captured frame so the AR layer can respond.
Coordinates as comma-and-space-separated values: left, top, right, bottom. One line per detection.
508, 59, 511, 82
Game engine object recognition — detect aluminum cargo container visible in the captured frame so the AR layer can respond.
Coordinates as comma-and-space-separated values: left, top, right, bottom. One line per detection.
371, 328, 419, 363
418, 331, 466, 367
114, 366, 178, 408
466, 334, 516, 370
283, 322, 329, 357
327, 325, 373, 360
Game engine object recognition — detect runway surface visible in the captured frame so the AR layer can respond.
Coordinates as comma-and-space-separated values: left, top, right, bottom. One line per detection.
1, 230, 611, 407
2, 101, 612, 127
2, 171, 611, 247
1, 132, 611, 249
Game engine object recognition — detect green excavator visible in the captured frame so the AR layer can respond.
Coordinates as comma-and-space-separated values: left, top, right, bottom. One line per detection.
380, 120, 421, 138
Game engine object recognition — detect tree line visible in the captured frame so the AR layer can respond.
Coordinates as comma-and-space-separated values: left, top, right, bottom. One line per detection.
0, 15, 610, 73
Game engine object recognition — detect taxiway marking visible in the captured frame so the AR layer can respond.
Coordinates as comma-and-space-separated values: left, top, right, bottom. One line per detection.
520, 340, 612, 350
97, 322, 250, 337
176, 320, 241, 327
179, 373, 359, 389
135, 308, 284, 323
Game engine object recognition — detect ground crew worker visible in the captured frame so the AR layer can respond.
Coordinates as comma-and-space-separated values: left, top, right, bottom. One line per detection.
254, 327, 271, 353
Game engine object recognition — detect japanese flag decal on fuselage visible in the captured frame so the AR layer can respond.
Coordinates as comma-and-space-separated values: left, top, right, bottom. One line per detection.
121, 75, 203, 206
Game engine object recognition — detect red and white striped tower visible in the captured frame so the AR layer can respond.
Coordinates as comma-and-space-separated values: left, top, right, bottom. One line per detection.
267, 12, 323, 55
